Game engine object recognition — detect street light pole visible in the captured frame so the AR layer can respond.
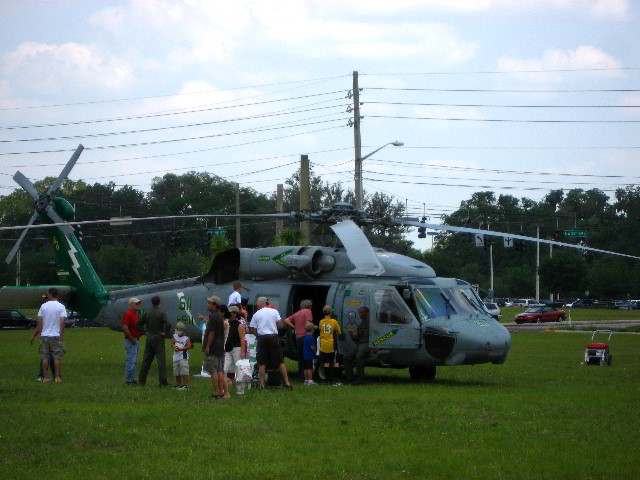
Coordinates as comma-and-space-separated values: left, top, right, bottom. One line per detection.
356, 141, 404, 208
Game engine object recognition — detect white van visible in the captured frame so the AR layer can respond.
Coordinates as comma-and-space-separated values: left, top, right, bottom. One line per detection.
512, 298, 540, 307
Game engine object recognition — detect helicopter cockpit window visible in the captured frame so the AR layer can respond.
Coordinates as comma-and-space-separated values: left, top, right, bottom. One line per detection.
373, 289, 414, 324
415, 288, 450, 319
415, 286, 486, 320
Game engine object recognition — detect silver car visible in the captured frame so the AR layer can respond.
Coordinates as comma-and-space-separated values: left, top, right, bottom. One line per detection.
484, 302, 501, 321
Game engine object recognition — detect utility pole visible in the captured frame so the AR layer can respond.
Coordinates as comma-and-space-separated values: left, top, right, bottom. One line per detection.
536, 224, 540, 302
352, 71, 363, 209
235, 183, 241, 247
15, 248, 20, 286
276, 183, 283, 238
488, 222, 493, 293
300, 155, 310, 241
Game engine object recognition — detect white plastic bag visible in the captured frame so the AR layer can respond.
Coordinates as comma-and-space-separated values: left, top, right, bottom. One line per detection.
235, 358, 253, 385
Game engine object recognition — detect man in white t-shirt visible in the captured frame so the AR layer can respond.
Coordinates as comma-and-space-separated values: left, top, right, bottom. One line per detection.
31, 287, 67, 383
248, 297, 293, 390
227, 281, 245, 307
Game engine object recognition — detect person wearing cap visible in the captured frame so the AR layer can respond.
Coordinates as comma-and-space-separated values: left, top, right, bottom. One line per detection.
283, 299, 314, 379
224, 305, 246, 392
198, 295, 226, 399
122, 297, 142, 385
228, 281, 245, 307
172, 321, 192, 390
248, 297, 293, 390
137, 296, 170, 387
344, 306, 371, 385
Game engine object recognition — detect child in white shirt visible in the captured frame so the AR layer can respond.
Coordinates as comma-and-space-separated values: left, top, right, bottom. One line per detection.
172, 322, 192, 390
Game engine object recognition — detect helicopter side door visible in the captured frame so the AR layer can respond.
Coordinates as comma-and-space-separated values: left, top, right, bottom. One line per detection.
369, 287, 421, 349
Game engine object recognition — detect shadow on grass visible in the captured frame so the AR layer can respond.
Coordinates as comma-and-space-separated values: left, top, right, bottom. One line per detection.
357, 374, 511, 388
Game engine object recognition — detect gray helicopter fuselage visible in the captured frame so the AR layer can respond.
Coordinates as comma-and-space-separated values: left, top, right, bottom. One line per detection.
98, 245, 511, 369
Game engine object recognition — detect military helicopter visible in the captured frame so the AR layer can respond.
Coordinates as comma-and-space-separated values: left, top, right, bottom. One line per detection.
3, 145, 638, 381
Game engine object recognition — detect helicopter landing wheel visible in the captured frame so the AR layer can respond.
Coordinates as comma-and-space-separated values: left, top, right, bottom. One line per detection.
409, 366, 436, 382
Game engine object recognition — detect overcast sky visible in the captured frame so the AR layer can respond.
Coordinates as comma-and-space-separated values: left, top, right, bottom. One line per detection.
1, 0, 639, 246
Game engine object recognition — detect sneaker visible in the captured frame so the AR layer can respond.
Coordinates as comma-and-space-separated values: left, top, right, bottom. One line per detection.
178, 385, 189, 391
331, 381, 342, 386
126, 380, 137, 385
36, 377, 44, 382
283, 383, 294, 390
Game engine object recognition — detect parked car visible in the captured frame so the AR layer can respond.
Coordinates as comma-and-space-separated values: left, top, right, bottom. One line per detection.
608, 300, 626, 309
514, 306, 567, 324
484, 302, 501, 321
72, 318, 103, 328
511, 298, 541, 307
0, 309, 37, 329
617, 300, 640, 310
493, 298, 510, 307
564, 298, 595, 308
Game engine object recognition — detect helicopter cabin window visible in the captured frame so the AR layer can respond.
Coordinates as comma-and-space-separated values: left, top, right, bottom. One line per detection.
415, 288, 451, 319
373, 289, 413, 324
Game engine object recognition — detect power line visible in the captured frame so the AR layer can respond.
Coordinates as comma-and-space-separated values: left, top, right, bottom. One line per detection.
1, 105, 349, 144
362, 176, 624, 192
0, 74, 349, 111
368, 114, 640, 123
366, 159, 640, 180
0, 117, 348, 155
366, 100, 640, 109
1, 91, 347, 130
366, 87, 640, 93
363, 169, 635, 188
361, 67, 640, 76
1, 146, 353, 169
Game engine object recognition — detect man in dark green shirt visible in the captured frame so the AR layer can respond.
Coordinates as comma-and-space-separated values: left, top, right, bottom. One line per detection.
137, 296, 170, 386
345, 306, 371, 385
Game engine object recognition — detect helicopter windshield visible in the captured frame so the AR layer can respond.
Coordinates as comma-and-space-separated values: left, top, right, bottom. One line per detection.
414, 286, 486, 320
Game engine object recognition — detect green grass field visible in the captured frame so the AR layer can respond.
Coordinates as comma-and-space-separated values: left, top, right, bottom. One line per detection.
1, 328, 639, 480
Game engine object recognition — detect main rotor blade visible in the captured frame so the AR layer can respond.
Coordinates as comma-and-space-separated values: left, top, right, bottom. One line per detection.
330, 219, 385, 276
47, 144, 84, 196
44, 205, 74, 235
0, 212, 303, 232
396, 218, 640, 260
13, 171, 40, 201
5, 211, 38, 265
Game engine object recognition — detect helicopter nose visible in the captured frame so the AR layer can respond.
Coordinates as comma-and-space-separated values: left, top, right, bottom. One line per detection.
446, 318, 512, 365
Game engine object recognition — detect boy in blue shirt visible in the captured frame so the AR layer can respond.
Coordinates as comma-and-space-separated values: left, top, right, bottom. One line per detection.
302, 322, 316, 385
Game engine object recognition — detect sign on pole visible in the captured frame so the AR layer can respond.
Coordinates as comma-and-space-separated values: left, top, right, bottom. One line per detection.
504, 237, 513, 248
208, 228, 225, 236
564, 229, 587, 238
475, 234, 485, 247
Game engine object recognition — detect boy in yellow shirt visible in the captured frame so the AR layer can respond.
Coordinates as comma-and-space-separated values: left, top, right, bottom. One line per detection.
318, 304, 341, 385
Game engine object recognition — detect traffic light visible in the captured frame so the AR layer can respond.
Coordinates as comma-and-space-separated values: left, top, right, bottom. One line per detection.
483, 239, 492, 251
515, 241, 526, 251
170, 231, 181, 248
202, 230, 213, 249
75, 225, 83, 243
417, 216, 427, 239
552, 230, 561, 241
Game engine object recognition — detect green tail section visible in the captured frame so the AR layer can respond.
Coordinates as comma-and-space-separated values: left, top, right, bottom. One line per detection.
48, 223, 109, 319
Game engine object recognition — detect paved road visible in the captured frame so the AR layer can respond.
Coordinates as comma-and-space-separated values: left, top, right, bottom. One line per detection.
505, 319, 640, 332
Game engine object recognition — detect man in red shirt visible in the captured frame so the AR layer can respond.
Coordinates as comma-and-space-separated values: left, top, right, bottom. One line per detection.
284, 299, 314, 378
123, 297, 142, 384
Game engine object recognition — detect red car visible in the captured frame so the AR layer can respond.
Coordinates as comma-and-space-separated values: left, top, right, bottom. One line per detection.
514, 306, 566, 324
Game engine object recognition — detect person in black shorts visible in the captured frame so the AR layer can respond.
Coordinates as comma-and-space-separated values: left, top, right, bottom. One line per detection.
248, 297, 293, 390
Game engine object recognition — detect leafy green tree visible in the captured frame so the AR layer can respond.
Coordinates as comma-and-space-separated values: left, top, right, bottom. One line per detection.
274, 228, 307, 246
92, 244, 149, 284
167, 249, 206, 278
539, 250, 587, 299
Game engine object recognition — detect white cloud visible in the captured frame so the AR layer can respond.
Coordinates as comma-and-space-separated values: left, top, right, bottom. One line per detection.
1, 42, 133, 95
313, 0, 629, 19
497, 46, 622, 85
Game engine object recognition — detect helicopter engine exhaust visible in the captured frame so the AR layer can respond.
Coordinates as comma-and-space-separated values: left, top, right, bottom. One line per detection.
237, 246, 335, 280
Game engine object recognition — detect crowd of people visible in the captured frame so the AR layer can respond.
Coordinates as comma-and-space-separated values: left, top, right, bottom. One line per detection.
31, 281, 372, 395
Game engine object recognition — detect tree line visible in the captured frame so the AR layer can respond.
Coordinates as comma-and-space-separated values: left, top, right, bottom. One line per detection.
1, 170, 639, 300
